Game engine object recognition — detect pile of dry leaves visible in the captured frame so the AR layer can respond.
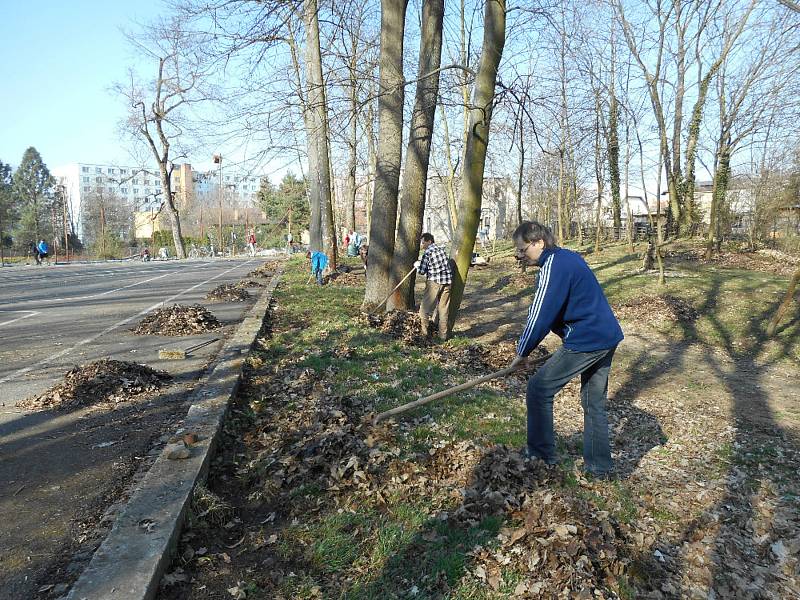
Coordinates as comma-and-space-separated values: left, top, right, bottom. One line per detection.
247, 261, 279, 279
131, 304, 222, 336
18, 359, 171, 411
427, 341, 549, 380
327, 270, 365, 286
362, 310, 429, 345
235, 279, 263, 289
206, 284, 251, 302
613, 294, 698, 326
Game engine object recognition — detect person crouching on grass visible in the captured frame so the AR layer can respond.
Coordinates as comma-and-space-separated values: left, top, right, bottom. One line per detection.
509, 221, 623, 479
414, 233, 453, 341
306, 250, 328, 285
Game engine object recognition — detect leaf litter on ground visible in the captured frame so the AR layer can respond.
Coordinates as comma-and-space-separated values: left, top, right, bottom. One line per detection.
131, 304, 222, 336
18, 359, 171, 411
206, 284, 251, 303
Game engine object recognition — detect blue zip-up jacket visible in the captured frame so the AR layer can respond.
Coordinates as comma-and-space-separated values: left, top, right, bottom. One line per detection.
517, 247, 623, 356
310, 251, 328, 273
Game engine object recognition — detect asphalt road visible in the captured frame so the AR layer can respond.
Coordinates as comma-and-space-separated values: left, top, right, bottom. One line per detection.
0, 256, 266, 599
0, 257, 262, 411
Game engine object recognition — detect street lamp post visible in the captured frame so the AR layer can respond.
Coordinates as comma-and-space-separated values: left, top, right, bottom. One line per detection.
214, 154, 222, 257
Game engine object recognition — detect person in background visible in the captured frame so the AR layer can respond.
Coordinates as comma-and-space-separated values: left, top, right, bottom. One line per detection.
414, 232, 453, 341
510, 220, 623, 479
247, 229, 257, 257
359, 243, 369, 273
307, 250, 329, 285
36, 239, 49, 265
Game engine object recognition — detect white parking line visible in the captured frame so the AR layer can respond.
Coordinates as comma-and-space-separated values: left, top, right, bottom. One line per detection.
0, 259, 255, 385
0, 310, 40, 328
0, 262, 213, 307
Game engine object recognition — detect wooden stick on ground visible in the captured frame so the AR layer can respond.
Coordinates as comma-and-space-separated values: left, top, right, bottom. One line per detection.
373, 353, 551, 424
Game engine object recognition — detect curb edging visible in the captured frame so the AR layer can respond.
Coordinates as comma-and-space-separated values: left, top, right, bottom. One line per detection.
65, 267, 282, 600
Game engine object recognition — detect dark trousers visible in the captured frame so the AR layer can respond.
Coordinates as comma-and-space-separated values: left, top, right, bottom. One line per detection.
526, 345, 617, 474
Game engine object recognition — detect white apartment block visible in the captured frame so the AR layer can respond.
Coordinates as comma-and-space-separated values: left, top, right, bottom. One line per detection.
53, 162, 264, 239
52, 162, 164, 236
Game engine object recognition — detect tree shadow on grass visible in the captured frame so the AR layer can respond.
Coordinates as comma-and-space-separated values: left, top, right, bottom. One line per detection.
630, 277, 800, 598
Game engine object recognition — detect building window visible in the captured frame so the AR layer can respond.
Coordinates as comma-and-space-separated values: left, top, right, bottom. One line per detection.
96, 167, 102, 173
134, 188, 139, 194
96, 177, 102, 182
144, 179, 150, 185
121, 188, 128, 194
84, 186, 90, 192
82, 166, 89, 173
83, 177, 89, 183
108, 168, 114, 174
120, 169, 127, 175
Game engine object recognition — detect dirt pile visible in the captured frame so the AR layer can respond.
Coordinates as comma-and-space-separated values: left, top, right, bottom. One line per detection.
131, 304, 222, 336
362, 310, 429, 345
613, 294, 698, 325
18, 359, 171, 411
206, 283, 250, 302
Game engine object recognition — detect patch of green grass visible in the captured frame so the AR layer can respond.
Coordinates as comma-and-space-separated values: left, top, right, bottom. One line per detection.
610, 482, 638, 524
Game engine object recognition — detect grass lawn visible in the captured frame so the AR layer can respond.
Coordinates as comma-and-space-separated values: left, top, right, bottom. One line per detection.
158, 243, 799, 600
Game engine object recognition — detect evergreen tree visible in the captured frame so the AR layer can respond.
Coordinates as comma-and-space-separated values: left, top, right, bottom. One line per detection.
0, 160, 12, 249
256, 173, 310, 235
11, 147, 54, 245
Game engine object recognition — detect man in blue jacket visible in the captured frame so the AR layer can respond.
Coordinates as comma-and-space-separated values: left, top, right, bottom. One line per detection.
510, 221, 623, 478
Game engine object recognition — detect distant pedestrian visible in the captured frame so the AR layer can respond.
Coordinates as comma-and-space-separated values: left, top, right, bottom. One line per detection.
36, 239, 49, 265
307, 250, 329, 285
415, 233, 453, 340
359, 243, 369, 273
247, 229, 257, 257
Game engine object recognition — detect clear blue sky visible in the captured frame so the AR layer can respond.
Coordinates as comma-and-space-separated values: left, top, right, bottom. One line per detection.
0, 0, 167, 170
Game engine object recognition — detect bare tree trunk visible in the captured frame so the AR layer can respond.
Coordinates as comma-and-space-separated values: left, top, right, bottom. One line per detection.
516, 118, 525, 226
363, 96, 378, 231
363, 0, 408, 308
440, 100, 460, 236
447, 0, 506, 331
300, 2, 327, 251
392, 0, 444, 310
609, 26, 622, 231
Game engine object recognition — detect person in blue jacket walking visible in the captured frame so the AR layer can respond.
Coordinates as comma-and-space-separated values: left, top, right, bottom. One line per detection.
306, 250, 328, 285
509, 221, 624, 478
36, 239, 49, 265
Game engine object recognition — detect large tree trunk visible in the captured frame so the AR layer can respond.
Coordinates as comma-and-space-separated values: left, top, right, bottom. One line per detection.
363, 0, 408, 308
446, 0, 506, 331
302, 0, 330, 252
392, 0, 444, 310
706, 140, 730, 259
160, 165, 186, 258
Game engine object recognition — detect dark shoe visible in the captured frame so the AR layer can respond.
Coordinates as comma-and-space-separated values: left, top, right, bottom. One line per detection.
519, 447, 558, 465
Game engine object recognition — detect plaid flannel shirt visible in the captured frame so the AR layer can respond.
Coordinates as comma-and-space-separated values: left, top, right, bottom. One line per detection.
418, 243, 453, 285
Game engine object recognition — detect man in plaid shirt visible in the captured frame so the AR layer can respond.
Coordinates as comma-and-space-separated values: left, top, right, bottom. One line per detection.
414, 233, 453, 340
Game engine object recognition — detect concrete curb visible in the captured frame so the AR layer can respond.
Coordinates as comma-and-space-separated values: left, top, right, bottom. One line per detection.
66, 267, 283, 600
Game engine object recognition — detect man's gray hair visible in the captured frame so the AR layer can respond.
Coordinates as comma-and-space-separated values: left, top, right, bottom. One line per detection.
512, 221, 557, 248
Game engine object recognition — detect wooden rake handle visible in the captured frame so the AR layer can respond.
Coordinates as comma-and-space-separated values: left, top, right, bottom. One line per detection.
372, 353, 551, 424
369, 267, 417, 315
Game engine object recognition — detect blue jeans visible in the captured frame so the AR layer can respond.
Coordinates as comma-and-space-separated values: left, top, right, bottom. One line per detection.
526, 345, 617, 474
314, 269, 324, 285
